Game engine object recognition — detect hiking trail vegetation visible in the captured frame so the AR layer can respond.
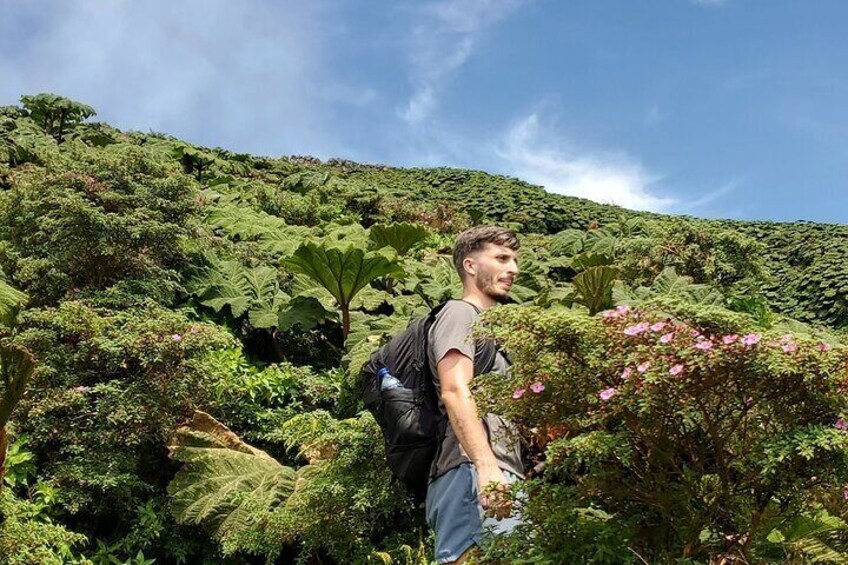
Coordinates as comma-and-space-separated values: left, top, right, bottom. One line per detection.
1, 94, 847, 564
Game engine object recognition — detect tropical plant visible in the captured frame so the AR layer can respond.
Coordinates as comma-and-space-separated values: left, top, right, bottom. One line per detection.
474, 304, 848, 563
20, 93, 95, 143
284, 242, 404, 339
168, 411, 297, 557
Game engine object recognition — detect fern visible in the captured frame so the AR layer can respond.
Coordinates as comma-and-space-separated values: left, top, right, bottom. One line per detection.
167, 412, 297, 547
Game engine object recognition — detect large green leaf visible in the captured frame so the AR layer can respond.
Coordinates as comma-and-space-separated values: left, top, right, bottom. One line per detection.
277, 296, 336, 332
205, 203, 313, 258
613, 267, 724, 307
168, 412, 297, 546
283, 243, 404, 309
368, 223, 429, 255
187, 260, 289, 326
571, 266, 619, 315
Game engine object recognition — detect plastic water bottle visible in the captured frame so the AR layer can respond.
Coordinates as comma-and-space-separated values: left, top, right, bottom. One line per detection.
378, 367, 403, 391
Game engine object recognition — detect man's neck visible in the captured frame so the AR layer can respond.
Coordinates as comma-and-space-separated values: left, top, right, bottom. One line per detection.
460, 290, 496, 311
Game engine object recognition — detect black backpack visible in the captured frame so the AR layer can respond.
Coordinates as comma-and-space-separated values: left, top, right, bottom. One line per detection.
361, 299, 497, 500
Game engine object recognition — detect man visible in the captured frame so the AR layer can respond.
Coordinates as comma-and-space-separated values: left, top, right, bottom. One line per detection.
425, 225, 523, 564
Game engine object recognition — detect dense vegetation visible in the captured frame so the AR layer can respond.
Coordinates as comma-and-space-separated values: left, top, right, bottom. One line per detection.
0, 94, 846, 564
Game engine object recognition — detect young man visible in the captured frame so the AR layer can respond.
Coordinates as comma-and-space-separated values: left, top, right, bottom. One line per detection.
425, 225, 523, 565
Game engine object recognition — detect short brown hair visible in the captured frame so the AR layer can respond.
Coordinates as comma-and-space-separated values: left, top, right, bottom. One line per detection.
453, 225, 520, 279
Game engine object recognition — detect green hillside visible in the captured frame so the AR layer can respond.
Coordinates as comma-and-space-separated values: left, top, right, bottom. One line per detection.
1, 95, 847, 564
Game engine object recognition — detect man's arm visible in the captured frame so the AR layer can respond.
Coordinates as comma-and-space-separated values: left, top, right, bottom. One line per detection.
439, 350, 512, 518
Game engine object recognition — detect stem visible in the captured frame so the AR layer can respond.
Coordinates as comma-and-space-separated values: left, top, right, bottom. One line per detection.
341, 304, 350, 342
0, 426, 7, 489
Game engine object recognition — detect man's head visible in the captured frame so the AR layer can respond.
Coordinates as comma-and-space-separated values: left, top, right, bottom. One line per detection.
453, 226, 520, 304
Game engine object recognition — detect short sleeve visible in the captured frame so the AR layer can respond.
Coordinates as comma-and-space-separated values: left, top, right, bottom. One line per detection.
429, 301, 478, 366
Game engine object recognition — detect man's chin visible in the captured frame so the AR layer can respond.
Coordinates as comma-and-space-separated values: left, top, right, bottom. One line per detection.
489, 290, 513, 304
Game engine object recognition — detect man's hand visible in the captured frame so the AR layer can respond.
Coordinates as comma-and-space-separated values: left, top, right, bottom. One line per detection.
477, 464, 513, 520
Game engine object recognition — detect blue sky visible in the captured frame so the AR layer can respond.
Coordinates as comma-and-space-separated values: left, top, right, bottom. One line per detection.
2, 0, 847, 222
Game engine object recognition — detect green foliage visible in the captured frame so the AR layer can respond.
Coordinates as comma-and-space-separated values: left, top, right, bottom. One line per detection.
3, 434, 36, 489
570, 265, 619, 315
187, 258, 289, 329
0, 488, 90, 565
617, 218, 768, 293
168, 412, 297, 556
2, 92, 848, 563
9, 299, 235, 561
613, 266, 725, 307
265, 410, 426, 563
284, 242, 404, 339
474, 304, 848, 563
20, 93, 95, 143
369, 223, 430, 255
0, 143, 198, 305
0, 278, 28, 328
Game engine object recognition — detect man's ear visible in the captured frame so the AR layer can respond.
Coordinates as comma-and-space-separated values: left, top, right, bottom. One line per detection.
463, 257, 476, 277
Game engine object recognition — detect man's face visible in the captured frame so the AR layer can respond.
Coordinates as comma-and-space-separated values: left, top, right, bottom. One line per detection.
465, 243, 520, 303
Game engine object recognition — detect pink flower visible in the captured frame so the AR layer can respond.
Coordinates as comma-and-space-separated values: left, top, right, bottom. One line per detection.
843, 485, 848, 501
694, 341, 713, 351
637, 361, 651, 373
624, 322, 650, 336
72, 385, 91, 393
512, 388, 526, 399
530, 381, 545, 393
669, 364, 685, 376
659, 332, 675, 344
616, 305, 631, 314
650, 322, 667, 333
782, 342, 797, 354
599, 387, 616, 401
171, 334, 182, 342
602, 310, 619, 319
621, 367, 633, 381
742, 333, 761, 346
819, 343, 832, 352
690, 330, 701, 338
835, 418, 848, 431
722, 334, 739, 345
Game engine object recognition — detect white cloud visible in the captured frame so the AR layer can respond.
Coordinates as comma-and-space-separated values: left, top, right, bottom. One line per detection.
496, 113, 675, 212
400, 0, 528, 124
0, 0, 372, 158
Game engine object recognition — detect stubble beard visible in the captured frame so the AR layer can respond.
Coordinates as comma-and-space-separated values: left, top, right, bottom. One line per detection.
476, 270, 512, 304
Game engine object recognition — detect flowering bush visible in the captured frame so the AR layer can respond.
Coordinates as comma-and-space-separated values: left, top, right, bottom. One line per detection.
475, 302, 848, 563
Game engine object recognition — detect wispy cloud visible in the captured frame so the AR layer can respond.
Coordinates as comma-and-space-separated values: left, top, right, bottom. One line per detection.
644, 104, 668, 127
0, 0, 372, 158
400, 0, 528, 124
678, 179, 739, 212
496, 113, 675, 212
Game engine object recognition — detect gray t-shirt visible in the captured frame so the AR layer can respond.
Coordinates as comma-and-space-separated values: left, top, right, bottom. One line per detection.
427, 299, 524, 480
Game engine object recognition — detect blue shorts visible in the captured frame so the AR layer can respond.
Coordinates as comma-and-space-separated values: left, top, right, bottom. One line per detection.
425, 463, 524, 564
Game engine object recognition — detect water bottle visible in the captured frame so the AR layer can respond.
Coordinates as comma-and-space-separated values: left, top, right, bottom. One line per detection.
378, 367, 403, 391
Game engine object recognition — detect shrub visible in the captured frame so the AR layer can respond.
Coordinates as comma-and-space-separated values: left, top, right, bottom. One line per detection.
474, 304, 848, 563
11, 299, 234, 537
0, 143, 199, 306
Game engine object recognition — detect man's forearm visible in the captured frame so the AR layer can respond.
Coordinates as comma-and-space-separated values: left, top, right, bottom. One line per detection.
442, 389, 500, 472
